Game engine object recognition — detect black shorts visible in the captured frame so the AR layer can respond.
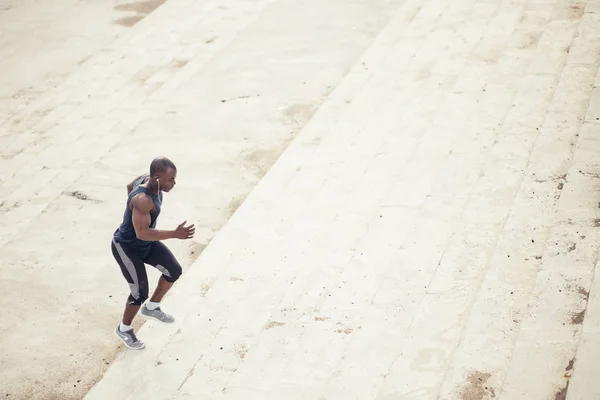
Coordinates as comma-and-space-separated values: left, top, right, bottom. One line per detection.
111, 239, 182, 306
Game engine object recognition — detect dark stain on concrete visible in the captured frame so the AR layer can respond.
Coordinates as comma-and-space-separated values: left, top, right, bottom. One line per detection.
114, 15, 145, 27
554, 381, 570, 400
113, 0, 167, 27
265, 321, 285, 330
566, 358, 575, 372
578, 286, 590, 301
460, 371, 495, 399
571, 309, 586, 325
568, 4, 585, 20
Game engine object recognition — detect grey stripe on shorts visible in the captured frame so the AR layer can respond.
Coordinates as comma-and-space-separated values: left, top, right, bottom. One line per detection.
113, 240, 140, 300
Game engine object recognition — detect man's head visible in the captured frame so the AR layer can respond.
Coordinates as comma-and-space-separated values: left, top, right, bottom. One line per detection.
150, 157, 177, 192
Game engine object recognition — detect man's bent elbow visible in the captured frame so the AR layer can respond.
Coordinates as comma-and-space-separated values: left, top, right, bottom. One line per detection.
134, 229, 151, 241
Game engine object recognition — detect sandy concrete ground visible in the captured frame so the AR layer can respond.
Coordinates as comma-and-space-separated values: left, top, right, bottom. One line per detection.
0, 0, 405, 398
83, 0, 600, 399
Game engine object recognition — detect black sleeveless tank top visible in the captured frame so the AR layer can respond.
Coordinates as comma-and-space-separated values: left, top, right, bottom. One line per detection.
113, 175, 163, 256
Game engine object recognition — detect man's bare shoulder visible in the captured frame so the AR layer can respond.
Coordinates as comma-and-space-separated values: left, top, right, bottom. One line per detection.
130, 192, 153, 211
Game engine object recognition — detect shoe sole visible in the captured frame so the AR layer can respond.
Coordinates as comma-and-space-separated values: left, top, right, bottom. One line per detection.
114, 329, 145, 350
140, 310, 175, 323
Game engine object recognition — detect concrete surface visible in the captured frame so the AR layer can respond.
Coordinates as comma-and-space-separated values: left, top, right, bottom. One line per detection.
4, 0, 600, 399
81, 0, 600, 399
0, 0, 405, 398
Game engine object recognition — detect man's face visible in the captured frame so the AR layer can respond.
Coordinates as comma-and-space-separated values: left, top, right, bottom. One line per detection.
157, 168, 177, 192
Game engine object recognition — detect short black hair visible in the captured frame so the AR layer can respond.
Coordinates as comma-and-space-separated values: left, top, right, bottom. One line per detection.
150, 157, 176, 177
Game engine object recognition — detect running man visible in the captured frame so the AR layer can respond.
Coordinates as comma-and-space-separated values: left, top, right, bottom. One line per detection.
111, 157, 195, 349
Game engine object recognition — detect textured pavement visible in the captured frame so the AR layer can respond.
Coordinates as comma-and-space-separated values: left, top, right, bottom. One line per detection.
83, 0, 600, 399
0, 0, 407, 398
3, 0, 600, 399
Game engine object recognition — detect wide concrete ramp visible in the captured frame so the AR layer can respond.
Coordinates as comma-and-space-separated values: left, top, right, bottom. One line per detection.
85, 0, 600, 399
0, 0, 407, 398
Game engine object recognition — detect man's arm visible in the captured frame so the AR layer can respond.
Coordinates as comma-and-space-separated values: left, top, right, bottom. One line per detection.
126, 174, 146, 195
131, 194, 176, 241
131, 194, 195, 241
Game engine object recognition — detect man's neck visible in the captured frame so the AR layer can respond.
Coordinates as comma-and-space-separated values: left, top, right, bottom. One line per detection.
143, 178, 160, 195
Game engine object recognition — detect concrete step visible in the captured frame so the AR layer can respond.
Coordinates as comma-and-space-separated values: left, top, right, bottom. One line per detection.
0, 0, 413, 398
83, 0, 431, 398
